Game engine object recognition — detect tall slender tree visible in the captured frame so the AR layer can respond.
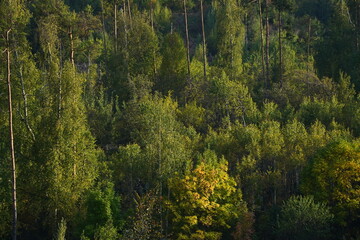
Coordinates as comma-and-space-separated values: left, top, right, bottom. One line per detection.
259, 0, 266, 81
200, 0, 207, 80
265, 0, 270, 87
183, 0, 191, 84
0, 0, 29, 238
6, 27, 17, 240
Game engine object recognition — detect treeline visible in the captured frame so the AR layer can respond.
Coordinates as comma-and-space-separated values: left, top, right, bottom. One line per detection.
0, 0, 359, 239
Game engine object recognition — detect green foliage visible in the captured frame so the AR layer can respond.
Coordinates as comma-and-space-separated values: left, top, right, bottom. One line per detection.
121, 192, 164, 240
270, 71, 336, 108
277, 196, 333, 240
93, 220, 119, 240
128, 16, 159, 77
273, 0, 296, 12
154, 2, 172, 33
297, 96, 344, 127
2, 0, 360, 239
120, 94, 193, 189
213, 0, 245, 78
54, 218, 67, 240
177, 101, 207, 132
80, 183, 121, 239
157, 32, 187, 97
204, 70, 260, 126
166, 150, 247, 240
302, 140, 360, 236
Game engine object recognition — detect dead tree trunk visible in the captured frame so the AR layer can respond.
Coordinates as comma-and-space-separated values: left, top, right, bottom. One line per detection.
6, 28, 17, 240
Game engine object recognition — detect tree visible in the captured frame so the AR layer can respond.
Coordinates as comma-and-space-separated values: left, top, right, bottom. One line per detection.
277, 195, 333, 240
5, 26, 17, 240
301, 140, 360, 237
200, 0, 207, 80
282, 120, 308, 193
265, 0, 271, 86
157, 32, 187, 97
121, 191, 164, 240
214, 0, 245, 79
166, 150, 247, 240
204, 70, 259, 127
0, 1, 30, 239
54, 218, 67, 240
183, 0, 191, 83
79, 183, 121, 240
120, 94, 193, 193
23, 62, 100, 238
128, 16, 159, 77
273, 0, 295, 86
258, 0, 266, 81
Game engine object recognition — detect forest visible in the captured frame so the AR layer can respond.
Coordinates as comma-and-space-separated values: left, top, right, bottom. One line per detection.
0, 0, 360, 239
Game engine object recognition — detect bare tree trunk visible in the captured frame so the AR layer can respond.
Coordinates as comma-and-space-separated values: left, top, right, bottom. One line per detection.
69, 27, 75, 68
158, 114, 163, 233
114, 1, 118, 53
259, 0, 265, 82
165, 185, 170, 237
101, 0, 107, 51
150, 4, 154, 31
265, 0, 270, 88
14, 49, 36, 141
200, 0, 207, 80
58, 68, 62, 119
278, 10, 282, 87
356, 3, 359, 50
127, 0, 132, 28
6, 29, 17, 240
123, 0, 130, 82
307, 17, 311, 72
183, 0, 191, 81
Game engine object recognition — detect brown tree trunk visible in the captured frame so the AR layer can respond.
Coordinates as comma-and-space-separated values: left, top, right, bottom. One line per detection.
259, 0, 266, 82
200, 0, 207, 80
183, 0, 191, 81
6, 29, 17, 240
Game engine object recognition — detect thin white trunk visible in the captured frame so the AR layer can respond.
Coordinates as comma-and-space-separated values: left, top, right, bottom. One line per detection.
6, 28, 17, 240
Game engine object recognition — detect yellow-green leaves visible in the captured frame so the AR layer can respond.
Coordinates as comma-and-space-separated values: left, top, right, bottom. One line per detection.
167, 150, 246, 240
302, 140, 360, 230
